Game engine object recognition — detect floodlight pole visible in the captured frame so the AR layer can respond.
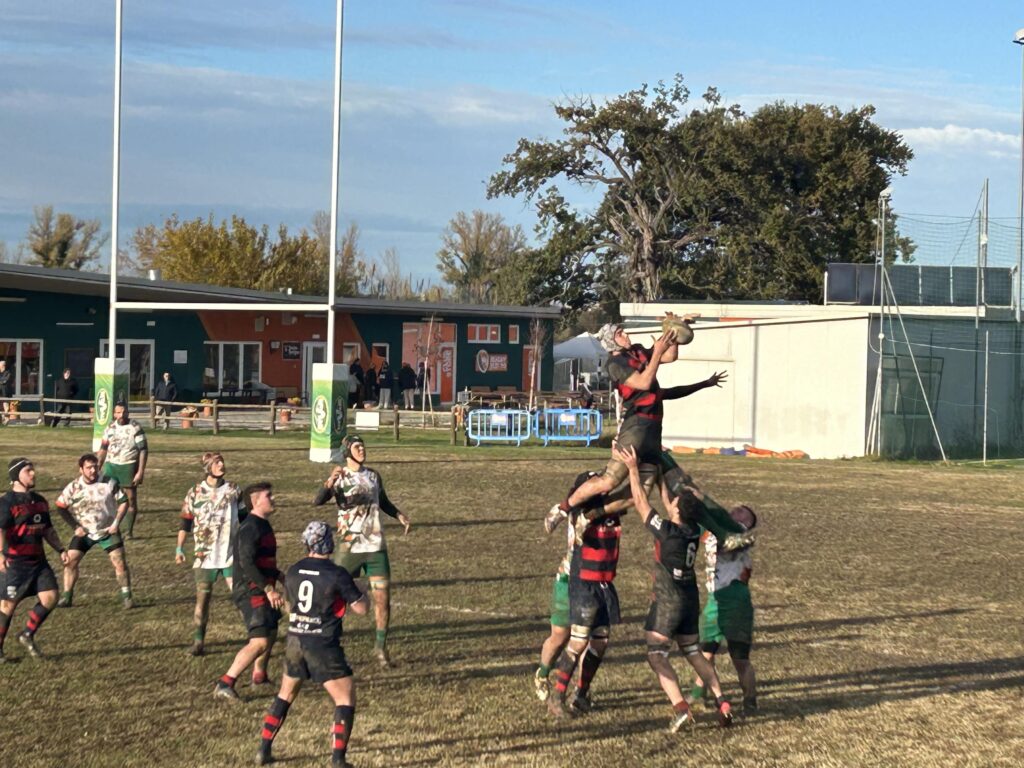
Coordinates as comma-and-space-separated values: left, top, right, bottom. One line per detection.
1014, 29, 1024, 323
108, 0, 124, 360
326, 0, 345, 364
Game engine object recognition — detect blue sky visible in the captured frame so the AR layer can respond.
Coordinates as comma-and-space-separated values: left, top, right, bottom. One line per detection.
3, 0, 1024, 281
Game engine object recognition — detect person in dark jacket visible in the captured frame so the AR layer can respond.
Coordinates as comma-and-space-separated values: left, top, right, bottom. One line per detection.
366, 364, 379, 405
399, 362, 416, 409
52, 368, 79, 427
153, 372, 177, 430
0, 359, 13, 425
378, 361, 394, 409
349, 359, 365, 409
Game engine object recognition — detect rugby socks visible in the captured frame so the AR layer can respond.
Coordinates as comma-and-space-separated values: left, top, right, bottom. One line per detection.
374, 629, 387, 650
260, 697, 291, 750
25, 603, 50, 636
332, 705, 355, 764
219, 674, 237, 689
538, 663, 552, 677
689, 683, 705, 701
552, 650, 578, 699
577, 647, 603, 696
123, 509, 136, 537
673, 700, 691, 715
252, 669, 268, 685
0, 611, 11, 650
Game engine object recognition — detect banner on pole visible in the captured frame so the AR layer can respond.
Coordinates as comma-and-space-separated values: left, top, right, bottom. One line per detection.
309, 363, 349, 463
92, 357, 129, 451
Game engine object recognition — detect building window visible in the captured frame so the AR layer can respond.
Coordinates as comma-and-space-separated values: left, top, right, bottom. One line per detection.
0, 339, 43, 396
204, 342, 261, 392
508, 325, 520, 344
468, 324, 501, 343
343, 343, 361, 365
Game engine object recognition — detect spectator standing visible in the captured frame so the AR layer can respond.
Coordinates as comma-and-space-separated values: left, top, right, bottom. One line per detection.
366, 364, 379, 405
349, 359, 365, 409
379, 361, 394, 409
153, 372, 177, 430
0, 360, 13, 425
52, 368, 79, 427
399, 362, 416, 409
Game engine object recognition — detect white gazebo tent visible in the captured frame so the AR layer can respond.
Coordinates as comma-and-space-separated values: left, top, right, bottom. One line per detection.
553, 332, 607, 390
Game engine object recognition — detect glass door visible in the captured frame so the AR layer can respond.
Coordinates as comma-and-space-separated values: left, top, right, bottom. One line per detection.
99, 339, 155, 398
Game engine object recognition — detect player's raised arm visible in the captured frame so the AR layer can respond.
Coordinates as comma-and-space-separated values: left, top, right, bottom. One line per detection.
614, 444, 654, 523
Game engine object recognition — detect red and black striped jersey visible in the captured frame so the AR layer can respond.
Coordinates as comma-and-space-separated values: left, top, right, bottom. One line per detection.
286, 557, 364, 646
0, 490, 52, 563
606, 344, 663, 421
570, 514, 622, 583
233, 514, 282, 599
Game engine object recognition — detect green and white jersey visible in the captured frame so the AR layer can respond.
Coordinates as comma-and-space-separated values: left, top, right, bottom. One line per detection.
181, 480, 241, 569
702, 530, 752, 592
101, 419, 147, 465
557, 520, 574, 578
55, 476, 127, 540
332, 466, 396, 554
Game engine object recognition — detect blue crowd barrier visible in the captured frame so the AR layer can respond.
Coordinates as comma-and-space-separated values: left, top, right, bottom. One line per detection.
533, 408, 603, 446
466, 408, 532, 446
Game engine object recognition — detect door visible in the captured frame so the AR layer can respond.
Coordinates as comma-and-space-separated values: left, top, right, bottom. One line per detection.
437, 343, 455, 403
302, 341, 327, 404
99, 339, 154, 398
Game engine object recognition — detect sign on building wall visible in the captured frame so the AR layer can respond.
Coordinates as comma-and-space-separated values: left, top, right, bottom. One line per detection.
92, 357, 129, 451
282, 342, 301, 360
474, 350, 508, 373
309, 362, 349, 463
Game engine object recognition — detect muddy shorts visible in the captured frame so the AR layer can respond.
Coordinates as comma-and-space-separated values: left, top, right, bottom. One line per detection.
284, 635, 352, 683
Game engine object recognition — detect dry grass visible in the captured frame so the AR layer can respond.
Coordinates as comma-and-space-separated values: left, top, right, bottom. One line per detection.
0, 428, 1022, 767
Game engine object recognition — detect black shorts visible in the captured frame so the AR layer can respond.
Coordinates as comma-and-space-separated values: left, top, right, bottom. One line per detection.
644, 578, 700, 638
700, 639, 752, 661
235, 592, 281, 639
69, 533, 124, 554
284, 635, 352, 683
2, 559, 58, 602
569, 578, 620, 630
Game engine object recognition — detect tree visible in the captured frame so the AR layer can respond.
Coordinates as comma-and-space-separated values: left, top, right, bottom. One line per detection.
436, 210, 528, 303
488, 76, 913, 304
26, 206, 108, 270
311, 212, 368, 297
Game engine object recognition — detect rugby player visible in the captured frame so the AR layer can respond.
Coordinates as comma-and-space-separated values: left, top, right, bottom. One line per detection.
618, 444, 753, 731
546, 476, 620, 719
55, 453, 134, 608
215, 482, 284, 698
257, 521, 369, 767
0, 458, 69, 661
177, 452, 242, 656
314, 434, 410, 668
96, 400, 147, 539
693, 505, 758, 714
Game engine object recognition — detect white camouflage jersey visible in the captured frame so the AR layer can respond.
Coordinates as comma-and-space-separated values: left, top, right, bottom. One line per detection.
101, 419, 147, 465
557, 519, 574, 577
331, 466, 399, 554
702, 530, 752, 592
56, 476, 126, 539
181, 480, 242, 569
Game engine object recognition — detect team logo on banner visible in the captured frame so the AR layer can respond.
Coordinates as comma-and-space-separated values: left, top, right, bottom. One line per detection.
96, 389, 110, 424
312, 395, 329, 434
334, 395, 347, 432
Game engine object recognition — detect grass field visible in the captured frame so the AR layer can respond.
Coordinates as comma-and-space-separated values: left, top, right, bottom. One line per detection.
0, 427, 1022, 768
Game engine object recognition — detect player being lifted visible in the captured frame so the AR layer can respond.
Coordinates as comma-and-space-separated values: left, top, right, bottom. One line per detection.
618, 444, 753, 731
314, 434, 410, 668
257, 521, 369, 767
215, 482, 284, 698
55, 453, 134, 608
177, 452, 243, 656
546, 319, 726, 532
0, 458, 69, 662
97, 399, 148, 539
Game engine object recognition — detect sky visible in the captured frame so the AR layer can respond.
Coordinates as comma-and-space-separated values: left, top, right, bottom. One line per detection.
3, 0, 1024, 282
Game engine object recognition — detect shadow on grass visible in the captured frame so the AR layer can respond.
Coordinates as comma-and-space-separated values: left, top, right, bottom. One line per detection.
404, 573, 545, 588
760, 607, 974, 635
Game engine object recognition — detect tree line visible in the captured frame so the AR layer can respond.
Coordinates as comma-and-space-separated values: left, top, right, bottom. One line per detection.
2, 73, 916, 332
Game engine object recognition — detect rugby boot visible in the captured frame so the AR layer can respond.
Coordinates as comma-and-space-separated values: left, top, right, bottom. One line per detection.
546, 693, 575, 719
214, 680, 240, 701
256, 746, 274, 765
716, 698, 734, 727
18, 631, 42, 658
668, 702, 694, 733
544, 504, 568, 534
743, 696, 758, 715
568, 689, 594, 715
0, 648, 7, 663
123, 595, 136, 609
374, 646, 392, 669
188, 640, 205, 657
533, 669, 551, 701
331, 759, 355, 768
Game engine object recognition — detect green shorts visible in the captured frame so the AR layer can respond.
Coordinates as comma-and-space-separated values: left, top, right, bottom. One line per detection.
195, 566, 232, 585
69, 532, 124, 554
700, 582, 754, 645
550, 574, 570, 629
335, 549, 390, 579
102, 462, 137, 489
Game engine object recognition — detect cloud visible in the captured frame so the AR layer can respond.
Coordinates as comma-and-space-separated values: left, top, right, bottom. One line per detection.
898, 125, 1019, 157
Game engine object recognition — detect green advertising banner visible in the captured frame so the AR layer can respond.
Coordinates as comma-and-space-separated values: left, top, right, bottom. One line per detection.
309, 363, 349, 463
92, 357, 129, 451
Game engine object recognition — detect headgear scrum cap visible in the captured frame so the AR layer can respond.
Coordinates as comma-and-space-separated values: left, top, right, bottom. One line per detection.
342, 434, 365, 460
301, 520, 335, 555
8, 457, 31, 483
597, 323, 624, 352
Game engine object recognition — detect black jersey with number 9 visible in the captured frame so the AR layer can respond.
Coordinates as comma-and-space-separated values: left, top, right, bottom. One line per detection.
286, 556, 364, 645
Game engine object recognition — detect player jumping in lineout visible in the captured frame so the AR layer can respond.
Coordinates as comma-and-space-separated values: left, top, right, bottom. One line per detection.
55, 453, 134, 608
257, 521, 369, 767
314, 434, 410, 668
